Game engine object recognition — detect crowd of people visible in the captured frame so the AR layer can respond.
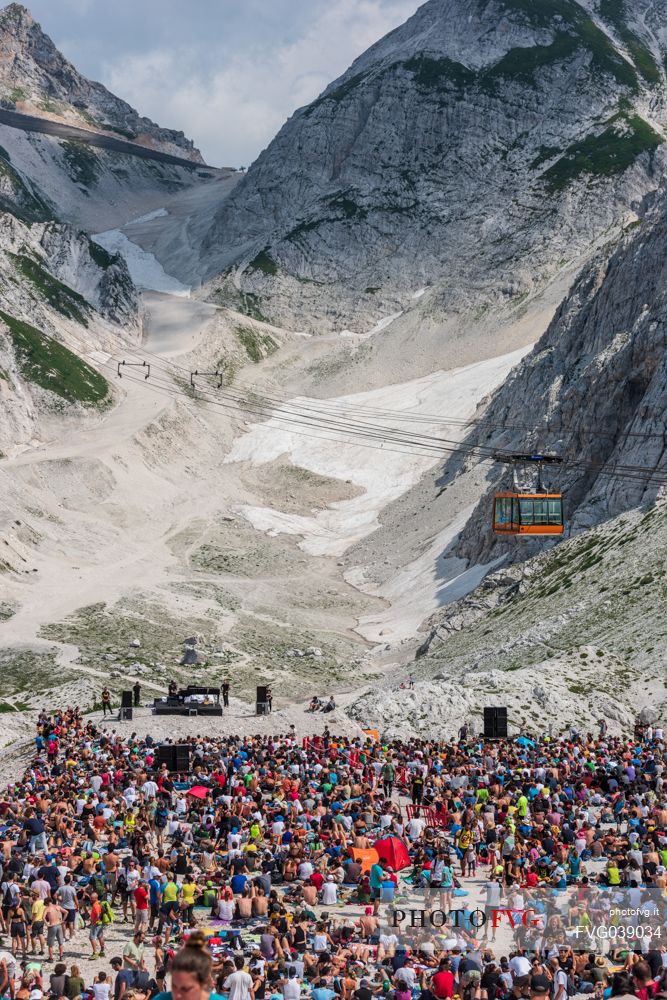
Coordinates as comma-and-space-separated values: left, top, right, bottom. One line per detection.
0, 707, 664, 1000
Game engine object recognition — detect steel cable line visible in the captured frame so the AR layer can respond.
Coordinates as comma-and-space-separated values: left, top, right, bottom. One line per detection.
106, 354, 667, 484
112, 349, 667, 483
103, 363, 667, 487
96, 362, 483, 464
105, 364, 490, 460
123, 340, 667, 443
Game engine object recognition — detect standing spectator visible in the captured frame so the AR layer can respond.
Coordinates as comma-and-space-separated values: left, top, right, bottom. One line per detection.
55, 876, 78, 942
24, 811, 47, 855
110, 957, 134, 1000
134, 882, 150, 933
225, 954, 255, 1000
44, 896, 67, 962
123, 929, 146, 975
88, 892, 106, 959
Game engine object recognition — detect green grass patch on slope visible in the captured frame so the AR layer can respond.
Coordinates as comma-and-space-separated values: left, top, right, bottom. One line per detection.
238, 292, 270, 323
6, 85, 26, 103
542, 112, 663, 190
76, 107, 137, 140
8, 253, 90, 324
480, 32, 579, 90
248, 248, 278, 276
498, 0, 583, 28
88, 241, 117, 271
38, 96, 68, 116
404, 14, 636, 94
60, 140, 99, 187
403, 56, 475, 90
0, 151, 51, 222
0, 310, 108, 404
327, 192, 368, 220
498, 2, 638, 91
235, 325, 278, 363
577, 18, 638, 90
599, 0, 661, 83
302, 72, 371, 116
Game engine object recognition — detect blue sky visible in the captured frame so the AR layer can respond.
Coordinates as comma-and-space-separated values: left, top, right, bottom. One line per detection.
24, 0, 421, 167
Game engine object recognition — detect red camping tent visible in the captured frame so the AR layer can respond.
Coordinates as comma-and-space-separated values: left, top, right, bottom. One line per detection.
187, 785, 209, 799
373, 835, 410, 870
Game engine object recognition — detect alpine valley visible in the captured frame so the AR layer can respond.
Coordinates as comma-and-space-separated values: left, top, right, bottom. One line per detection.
0, 0, 666, 740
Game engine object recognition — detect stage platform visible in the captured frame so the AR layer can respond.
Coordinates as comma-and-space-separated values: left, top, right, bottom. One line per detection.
153, 702, 223, 717
153, 685, 223, 717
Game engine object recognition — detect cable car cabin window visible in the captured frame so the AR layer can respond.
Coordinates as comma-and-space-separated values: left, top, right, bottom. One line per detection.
519, 499, 535, 525
547, 498, 563, 524
519, 497, 564, 526
494, 497, 513, 525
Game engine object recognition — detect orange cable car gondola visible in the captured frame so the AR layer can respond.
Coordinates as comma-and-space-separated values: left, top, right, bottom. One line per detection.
492, 453, 564, 537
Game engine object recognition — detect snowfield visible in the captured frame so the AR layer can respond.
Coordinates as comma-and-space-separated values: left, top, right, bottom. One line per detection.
225, 348, 529, 558
92, 229, 191, 296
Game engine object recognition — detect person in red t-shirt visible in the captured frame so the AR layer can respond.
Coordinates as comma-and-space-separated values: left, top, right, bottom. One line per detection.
133, 882, 149, 933
431, 960, 455, 999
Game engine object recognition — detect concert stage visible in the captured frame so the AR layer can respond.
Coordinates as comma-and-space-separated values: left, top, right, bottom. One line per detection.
152, 685, 223, 717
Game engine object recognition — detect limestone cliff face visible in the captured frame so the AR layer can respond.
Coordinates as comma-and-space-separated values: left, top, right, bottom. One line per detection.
201, 0, 667, 332
447, 190, 667, 565
0, 3, 202, 161
0, 210, 140, 453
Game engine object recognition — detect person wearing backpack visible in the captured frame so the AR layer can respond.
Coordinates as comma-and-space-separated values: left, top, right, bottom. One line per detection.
548, 959, 569, 1000
90, 865, 108, 902
100, 898, 114, 927
154, 803, 169, 848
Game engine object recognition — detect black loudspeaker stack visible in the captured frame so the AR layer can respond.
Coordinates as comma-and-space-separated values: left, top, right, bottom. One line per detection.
256, 686, 268, 715
484, 706, 508, 739
120, 707, 133, 721
174, 744, 191, 772
155, 744, 192, 772
121, 690, 133, 708
156, 746, 175, 770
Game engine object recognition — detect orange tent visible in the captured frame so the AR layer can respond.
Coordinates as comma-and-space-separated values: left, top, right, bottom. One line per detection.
348, 846, 379, 873
363, 729, 380, 742
374, 835, 411, 870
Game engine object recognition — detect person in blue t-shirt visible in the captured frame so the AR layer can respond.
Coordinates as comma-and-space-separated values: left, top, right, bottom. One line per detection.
311, 981, 336, 1000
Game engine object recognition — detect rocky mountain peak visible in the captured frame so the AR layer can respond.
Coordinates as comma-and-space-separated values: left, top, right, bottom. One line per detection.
0, 3, 32, 24
0, 3, 203, 162
199, 0, 667, 337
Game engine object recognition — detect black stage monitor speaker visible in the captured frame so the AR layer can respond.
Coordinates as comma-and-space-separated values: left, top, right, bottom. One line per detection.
484, 706, 508, 739
174, 744, 191, 772
121, 690, 133, 708
120, 707, 133, 721
256, 686, 268, 715
156, 746, 176, 770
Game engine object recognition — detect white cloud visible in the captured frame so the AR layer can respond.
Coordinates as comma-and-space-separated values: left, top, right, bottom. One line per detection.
100, 0, 420, 167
